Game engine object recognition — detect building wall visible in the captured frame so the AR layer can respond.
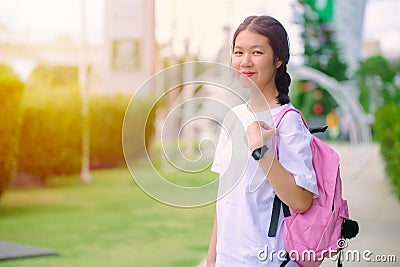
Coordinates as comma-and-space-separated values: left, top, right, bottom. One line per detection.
102, 0, 155, 94
333, 0, 367, 75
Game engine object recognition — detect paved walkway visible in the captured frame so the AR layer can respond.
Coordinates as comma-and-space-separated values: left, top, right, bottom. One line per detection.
197, 144, 400, 266
0, 241, 58, 261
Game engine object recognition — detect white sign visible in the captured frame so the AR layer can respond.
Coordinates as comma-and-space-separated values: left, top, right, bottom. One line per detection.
102, 0, 155, 93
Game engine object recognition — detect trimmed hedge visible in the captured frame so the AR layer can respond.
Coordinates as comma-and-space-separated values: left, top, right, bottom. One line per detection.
16, 90, 155, 181
89, 94, 130, 169
89, 94, 156, 168
374, 104, 400, 200
0, 65, 25, 196
17, 89, 82, 180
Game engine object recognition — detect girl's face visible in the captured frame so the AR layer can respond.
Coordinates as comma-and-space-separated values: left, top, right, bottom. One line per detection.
232, 30, 281, 92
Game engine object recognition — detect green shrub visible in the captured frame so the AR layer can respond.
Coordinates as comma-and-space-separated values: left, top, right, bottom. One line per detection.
0, 65, 25, 196
17, 89, 82, 180
90, 94, 156, 169
89, 94, 129, 168
374, 104, 400, 200
356, 56, 400, 114
27, 65, 79, 90
17, 90, 156, 180
16, 64, 157, 181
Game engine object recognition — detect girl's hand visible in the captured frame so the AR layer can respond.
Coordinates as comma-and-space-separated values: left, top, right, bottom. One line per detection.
245, 121, 277, 150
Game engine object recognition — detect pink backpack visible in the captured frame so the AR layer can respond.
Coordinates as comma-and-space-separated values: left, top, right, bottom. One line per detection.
268, 107, 359, 267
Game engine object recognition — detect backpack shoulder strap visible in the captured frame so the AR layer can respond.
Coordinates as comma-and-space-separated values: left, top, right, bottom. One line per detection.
268, 106, 308, 238
272, 106, 309, 159
268, 194, 291, 237
274, 106, 309, 129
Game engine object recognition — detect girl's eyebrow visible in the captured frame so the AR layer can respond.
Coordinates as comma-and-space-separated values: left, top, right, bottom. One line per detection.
234, 45, 265, 49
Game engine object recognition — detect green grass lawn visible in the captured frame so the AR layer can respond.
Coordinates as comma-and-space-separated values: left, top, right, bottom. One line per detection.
0, 161, 217, 267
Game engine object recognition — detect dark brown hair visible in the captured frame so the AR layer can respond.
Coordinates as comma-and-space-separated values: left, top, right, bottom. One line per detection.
232, 15, 291, 105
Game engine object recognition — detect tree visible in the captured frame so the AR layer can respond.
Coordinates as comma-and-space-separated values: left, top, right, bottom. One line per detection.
356, 55, 400, 113
293, 0, 348, 117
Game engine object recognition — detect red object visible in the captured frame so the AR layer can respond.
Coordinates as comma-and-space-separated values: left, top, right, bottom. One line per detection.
313, 103, 324, 115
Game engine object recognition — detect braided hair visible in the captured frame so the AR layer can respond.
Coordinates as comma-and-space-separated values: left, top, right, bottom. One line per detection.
232, 15, 291, 105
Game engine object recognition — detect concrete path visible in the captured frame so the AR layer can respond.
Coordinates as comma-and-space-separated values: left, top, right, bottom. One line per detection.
0, 241, 58, 261
197, 144, 400, 266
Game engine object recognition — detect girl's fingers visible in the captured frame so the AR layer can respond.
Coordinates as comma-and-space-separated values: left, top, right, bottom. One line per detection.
262, 128, 276, 141
259, 121, 272, 130
246, 121, 278, 149
258, 121, 278, 137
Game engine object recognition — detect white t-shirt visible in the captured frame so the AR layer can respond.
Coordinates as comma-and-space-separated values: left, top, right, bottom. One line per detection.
211, 103, 318, 267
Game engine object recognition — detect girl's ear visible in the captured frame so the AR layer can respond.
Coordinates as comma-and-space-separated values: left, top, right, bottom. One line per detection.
275, 59, 283, 69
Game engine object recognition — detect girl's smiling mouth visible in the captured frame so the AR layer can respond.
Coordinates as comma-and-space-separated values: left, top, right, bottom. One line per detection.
242, 72, 256, 77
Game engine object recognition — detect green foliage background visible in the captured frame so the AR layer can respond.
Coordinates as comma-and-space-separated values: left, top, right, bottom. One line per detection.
0, 65, 25, 196
17, 88, 82, 180
293, 0, 348, 118
0, 65, 156, 191
374, 104, 400, 200
356, 55, 400, 114
17, 89, 155, 181
356, 56, 400, 200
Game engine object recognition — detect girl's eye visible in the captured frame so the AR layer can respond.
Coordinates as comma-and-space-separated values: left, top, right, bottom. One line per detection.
234, 50, 243, 55
253, 51, 263, 55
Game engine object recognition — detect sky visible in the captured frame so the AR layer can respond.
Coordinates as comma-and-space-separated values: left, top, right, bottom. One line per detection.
0, 0, 102, 43
0, 0, 399, 60
154, 0, 302, 59
363, 0, 400, 54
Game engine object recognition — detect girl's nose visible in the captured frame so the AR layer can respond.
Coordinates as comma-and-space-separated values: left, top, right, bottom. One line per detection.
240, 53, 253, 68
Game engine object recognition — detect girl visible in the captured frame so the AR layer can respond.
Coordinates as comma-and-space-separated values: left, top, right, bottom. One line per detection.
207, 15, 318, 267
